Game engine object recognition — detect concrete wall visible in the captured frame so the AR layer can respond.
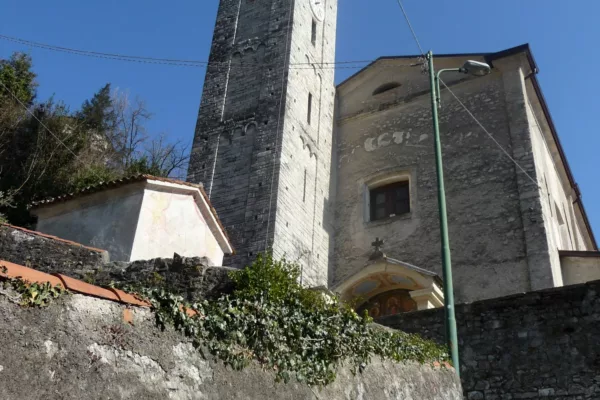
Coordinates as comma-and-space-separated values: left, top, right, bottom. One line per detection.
131, 188, 224, 266
378, 279, 600, 400
187, 0, 338, 286
334, 56, 531, 302
0, 291, 462, 400
561, 252, 600, 285
34, 184, 144, 261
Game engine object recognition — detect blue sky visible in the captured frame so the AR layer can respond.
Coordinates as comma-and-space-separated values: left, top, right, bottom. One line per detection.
1, 0, 599, 239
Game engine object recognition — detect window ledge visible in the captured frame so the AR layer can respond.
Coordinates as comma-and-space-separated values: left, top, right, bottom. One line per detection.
366, 212, 413, 227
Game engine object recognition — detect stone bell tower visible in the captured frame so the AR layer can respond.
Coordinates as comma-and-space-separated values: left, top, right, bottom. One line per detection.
187, 0, 338, 286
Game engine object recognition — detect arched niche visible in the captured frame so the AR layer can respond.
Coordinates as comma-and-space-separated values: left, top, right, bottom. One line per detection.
334, 257, 444, 314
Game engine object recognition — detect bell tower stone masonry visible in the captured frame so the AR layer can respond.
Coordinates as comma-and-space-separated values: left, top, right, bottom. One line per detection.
188, 0, 338, 286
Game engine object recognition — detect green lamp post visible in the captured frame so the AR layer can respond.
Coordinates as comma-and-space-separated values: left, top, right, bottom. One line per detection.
426, 51, 491, 377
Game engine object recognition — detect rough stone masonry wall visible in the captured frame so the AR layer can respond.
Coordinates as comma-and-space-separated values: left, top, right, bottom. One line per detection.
187, 0, 301, 270
334, 69, 531, 303
270, 0, 338, 288
0, 224, 233, 301
378, 280, 600, 400
0, 292, 462, 400
0, 224, 108, 273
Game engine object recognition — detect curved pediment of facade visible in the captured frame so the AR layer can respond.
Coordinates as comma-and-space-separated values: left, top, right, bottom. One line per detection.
333, 255, 444, 312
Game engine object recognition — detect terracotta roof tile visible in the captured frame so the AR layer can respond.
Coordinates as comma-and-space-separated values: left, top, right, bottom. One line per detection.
29, 174, 203, 208
0, 259, 201, 317
0, 259, 149, 307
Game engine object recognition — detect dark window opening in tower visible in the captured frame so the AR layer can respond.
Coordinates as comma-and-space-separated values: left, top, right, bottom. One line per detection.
303, 169, 307, 203
307, 92, 313, 125
311, 19, 317, 46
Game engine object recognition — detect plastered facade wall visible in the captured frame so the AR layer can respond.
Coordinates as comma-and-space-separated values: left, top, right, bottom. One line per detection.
131, 188, 224, 265
561, 254, 600, 285
333, 52, 596, 302
34, 184, 145, 261
523, 82, 594, 287
33, 183, 227, 265
187, 0, 337, 286
334, 57, 531, 302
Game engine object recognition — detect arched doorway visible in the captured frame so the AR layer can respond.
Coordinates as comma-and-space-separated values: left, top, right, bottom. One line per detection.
334, 256, 444, 313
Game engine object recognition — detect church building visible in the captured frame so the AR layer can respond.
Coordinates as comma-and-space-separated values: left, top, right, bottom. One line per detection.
186, 0, 599, 308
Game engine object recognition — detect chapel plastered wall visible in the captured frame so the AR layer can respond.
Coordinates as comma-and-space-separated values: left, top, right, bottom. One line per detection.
561, 254, 600, 285
130, 189, 225, 265
334, 57, 534, 303
34, 185, 144, 262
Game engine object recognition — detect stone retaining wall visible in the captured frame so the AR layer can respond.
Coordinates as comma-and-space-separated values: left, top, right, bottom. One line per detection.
0, 291, 462, 400
0, 224, 108, 273
378, 280, 600, 399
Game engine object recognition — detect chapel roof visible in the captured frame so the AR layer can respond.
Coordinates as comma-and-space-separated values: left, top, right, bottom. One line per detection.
29, 174, 233, 253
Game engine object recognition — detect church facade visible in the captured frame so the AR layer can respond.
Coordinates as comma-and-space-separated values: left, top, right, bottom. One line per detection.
188, 0, 598, 304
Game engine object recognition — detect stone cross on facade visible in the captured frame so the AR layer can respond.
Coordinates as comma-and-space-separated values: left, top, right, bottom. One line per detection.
371, 237, 385, 252
369, 237, 385, 260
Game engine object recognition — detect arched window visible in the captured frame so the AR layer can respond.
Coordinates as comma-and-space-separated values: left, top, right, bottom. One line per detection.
372, 82, 401, 96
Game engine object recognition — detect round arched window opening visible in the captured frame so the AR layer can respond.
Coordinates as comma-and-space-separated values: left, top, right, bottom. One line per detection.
372, 82, 402, 96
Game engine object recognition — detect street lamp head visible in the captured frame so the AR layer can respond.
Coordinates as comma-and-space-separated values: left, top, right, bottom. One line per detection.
460, 60, 491, 76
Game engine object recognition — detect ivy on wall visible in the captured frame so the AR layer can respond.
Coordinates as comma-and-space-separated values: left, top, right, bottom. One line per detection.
0, 267, 66, 307
122, 254, 449, 386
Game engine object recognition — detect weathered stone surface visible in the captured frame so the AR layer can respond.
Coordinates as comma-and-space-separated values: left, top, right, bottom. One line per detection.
0, 292, 462, 400
0, 224, 108, 273
187, 0, 338, 288
378, 280, 600, 399
0, 224, 234, 301
93, 255, 235, 301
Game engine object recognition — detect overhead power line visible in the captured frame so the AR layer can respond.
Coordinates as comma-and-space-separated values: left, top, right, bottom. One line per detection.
0, 80, 80, 160
439, 78, 542, 190
0, 80, 108, 186
395, 0, 425, 56
0, 34, 423, 71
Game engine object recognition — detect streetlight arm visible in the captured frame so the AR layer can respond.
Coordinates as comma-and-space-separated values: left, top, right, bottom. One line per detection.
435, 68, 461, 108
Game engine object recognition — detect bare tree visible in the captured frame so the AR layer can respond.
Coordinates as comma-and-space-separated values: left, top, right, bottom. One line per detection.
108, 89, 189, 178
146, 134, 189, 179
110, 89, 151, 169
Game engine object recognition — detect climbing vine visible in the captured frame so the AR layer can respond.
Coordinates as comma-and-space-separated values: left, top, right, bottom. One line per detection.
123, 254, 449, 386
1, 277, 66, 307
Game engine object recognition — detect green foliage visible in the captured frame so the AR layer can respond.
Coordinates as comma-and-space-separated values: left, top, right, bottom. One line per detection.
124, 254, 449, 386
0, 52, 189, 226
70, 164, 119, 192
0, 52, 37, 106
77, 83, 115, 133
3, 279, 66, 307
123, 155, 164, 176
